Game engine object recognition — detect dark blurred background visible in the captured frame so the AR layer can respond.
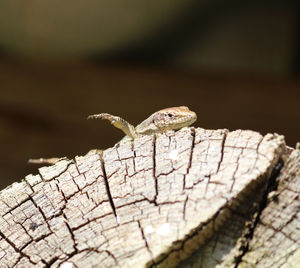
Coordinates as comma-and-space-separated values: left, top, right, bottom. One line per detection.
0, 1, 299, 189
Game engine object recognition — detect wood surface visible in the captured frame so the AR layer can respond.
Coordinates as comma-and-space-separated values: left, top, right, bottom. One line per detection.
1, 126, 298, 267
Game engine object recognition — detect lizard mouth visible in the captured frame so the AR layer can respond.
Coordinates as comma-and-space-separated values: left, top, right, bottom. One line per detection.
170, 112, 197, 130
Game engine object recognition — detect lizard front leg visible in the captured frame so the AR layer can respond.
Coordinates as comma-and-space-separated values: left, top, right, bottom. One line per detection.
28, 112, 136, 165
88, 113, 137, 140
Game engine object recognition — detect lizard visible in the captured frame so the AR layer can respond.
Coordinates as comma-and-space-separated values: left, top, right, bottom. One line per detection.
88, 105, 197, 142
28, 106, 197, 165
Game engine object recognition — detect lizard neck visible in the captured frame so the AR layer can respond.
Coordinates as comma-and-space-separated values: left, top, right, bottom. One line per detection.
135, 115, 158, 135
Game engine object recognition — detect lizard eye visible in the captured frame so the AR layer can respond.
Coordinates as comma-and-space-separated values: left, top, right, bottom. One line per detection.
167, 114, 173, 117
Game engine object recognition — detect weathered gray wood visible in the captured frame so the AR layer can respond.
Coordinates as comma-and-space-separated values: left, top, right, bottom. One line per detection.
239, 145, 300, 268
0, 127, 290, 267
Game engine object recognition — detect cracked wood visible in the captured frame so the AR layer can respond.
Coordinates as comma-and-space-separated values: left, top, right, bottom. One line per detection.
0, 127, 288, 267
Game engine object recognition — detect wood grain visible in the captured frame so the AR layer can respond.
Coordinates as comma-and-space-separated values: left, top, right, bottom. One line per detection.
0, 127, 289, 267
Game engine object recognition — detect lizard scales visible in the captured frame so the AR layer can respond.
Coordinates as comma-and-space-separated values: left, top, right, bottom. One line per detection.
88, 106, 197, 141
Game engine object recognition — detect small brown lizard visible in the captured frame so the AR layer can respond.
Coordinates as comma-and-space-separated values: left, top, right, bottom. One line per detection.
88, 106, 197, 141
29, 106, 197, 164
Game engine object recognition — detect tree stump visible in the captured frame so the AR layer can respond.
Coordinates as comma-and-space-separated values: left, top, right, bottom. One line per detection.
0, 127, 298, 267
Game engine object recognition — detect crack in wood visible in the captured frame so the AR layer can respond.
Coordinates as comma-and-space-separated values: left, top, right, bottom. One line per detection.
27, 196, 54, 238
0, 231, 35, 266
148, 203, 229, 267
57, 248, 120, 268
38, 160, 73, 182
216, 131, 227, 174
2, 196, 32, 218
152, 134, 158, 206
64, 218, 78, 253
42, 256, 59, 267
137, 220, 154, 260
233, 158, 284, 267
183, 128, 195, 190
229, 147, 244, 193
98, 151, 119, 223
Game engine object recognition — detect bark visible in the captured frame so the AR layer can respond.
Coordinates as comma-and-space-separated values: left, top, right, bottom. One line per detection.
0, 127, 297, 268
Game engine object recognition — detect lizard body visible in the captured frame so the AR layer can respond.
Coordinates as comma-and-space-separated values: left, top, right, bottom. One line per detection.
30, 106, 197, 164
88, 106, 197, 142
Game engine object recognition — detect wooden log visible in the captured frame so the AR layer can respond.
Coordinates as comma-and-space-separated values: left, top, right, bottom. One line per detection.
1, 127, 297, 267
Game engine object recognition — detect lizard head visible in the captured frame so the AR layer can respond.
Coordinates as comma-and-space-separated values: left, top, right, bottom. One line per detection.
153, 106, 197, 131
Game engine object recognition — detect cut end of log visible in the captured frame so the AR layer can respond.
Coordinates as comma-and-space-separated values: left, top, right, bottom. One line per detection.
1, 127, 298, 268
